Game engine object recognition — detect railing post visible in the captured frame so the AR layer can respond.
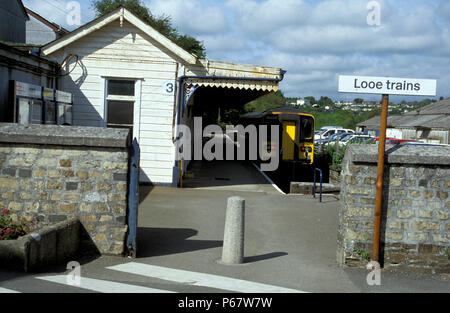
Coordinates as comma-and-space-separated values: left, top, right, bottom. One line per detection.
313, 168, 323, 203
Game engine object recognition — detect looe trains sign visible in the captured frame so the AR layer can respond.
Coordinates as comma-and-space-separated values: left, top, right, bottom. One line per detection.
338, 75, 437, 96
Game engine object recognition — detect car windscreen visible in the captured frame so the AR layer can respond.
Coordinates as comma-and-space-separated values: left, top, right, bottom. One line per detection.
341, 134, 352, 142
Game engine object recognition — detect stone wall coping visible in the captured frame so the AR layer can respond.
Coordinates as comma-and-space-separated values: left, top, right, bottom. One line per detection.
346, 144, 450, 166
0, 123, 130, 148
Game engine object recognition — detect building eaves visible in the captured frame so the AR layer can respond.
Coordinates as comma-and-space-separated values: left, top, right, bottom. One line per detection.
17, 0, 30, 21
358, 114, 450, 130
25, 8, 69, 34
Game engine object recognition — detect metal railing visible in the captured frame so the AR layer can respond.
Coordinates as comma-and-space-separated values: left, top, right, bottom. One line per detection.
313, 168, 323, 202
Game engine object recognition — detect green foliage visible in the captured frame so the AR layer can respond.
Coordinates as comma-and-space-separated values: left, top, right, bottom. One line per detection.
244, 91, 286, 113
244, 93, 443, 131
301, 106, 378, 130
325, 144, 346, 172
174, 34, 206, 59
354, 249, 371, 261
406, 98, 437, 110
354, 98, 364, 104
304, 96, 317, 105
318, 96, 334, 107
91, 0, 206, 58
0, 209, 26, 240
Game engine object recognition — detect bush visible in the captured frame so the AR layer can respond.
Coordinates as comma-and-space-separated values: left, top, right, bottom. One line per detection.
325, 144, 347, 172
0, 209, 27, 240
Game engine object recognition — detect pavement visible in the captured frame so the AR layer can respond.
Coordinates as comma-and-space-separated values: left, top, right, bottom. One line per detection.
0, 160, 448, 293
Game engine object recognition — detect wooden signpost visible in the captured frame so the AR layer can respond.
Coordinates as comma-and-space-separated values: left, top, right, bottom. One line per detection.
338, 75, 437, 262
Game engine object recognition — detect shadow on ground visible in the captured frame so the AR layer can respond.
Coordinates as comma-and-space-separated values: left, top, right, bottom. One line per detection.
136, 227, 223, 258
139, 185, 154, 204
136, 227, 288, 264
244, 252, 288, 264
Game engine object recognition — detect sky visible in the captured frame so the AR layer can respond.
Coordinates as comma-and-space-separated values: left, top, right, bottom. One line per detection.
23, 0, 450, 102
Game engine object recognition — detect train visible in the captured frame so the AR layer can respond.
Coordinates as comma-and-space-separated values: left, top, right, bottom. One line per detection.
240, 106, 315, 166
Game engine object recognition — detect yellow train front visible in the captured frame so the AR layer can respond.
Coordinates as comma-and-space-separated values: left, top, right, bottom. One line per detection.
240, 107, 315, 165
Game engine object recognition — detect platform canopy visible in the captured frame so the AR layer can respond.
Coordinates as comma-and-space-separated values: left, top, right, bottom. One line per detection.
183, 60, 283, 92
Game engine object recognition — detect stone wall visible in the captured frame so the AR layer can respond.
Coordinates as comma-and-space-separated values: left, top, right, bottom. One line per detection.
0, 123, 131, 255
337, 144, 450, 274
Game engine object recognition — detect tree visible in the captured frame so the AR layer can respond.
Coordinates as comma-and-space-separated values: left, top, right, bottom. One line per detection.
304, 96, 317, 105
91, 0, 206, 58
354, 98, 364, 104
318, 96, 334, 107
244, 91, 286, 113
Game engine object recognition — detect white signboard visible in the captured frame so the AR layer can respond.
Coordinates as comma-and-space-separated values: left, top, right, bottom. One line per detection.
56, 90, 73, 103
338, 75, 437, 96
15, 81, 42, 98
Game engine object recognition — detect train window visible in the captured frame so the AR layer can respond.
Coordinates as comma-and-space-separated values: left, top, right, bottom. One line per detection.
299, 116, 314, 142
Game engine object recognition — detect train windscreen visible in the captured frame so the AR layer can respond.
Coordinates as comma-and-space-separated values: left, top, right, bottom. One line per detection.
299, 116, 314, 142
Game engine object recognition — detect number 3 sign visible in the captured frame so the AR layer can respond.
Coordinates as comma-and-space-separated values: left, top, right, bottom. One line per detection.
163, 81, 175, 95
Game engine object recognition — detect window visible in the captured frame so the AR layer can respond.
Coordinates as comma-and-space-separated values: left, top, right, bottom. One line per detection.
107, 100, 134, 127
108, 80, 135, 96
299, 116, 314, 142
106, 79, 135, 129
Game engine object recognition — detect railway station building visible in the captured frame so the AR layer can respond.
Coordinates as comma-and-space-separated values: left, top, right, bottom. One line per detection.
40, 6, 285, 185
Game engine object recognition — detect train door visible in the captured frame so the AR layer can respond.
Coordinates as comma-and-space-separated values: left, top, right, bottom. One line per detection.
282, 121, 296, 160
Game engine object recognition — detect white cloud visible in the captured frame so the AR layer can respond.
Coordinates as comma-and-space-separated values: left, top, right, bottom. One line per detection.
201, 35, 245, 51
220, 0, 450, 99
147, 0, 228, 35
226, 0, 310, 35
21, 0, 450, 100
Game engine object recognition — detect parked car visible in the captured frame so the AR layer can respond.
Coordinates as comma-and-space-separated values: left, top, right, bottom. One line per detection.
400, 141, 447, 147
386, 139, 417, 145
314, 127, 354, 143
366, 137, 418, 145
318, 131, 354, 145
367, 136, 397, 143
339, 133, 374, 146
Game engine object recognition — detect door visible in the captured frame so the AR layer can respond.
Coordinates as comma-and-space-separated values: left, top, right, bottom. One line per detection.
282, 121, 296, 160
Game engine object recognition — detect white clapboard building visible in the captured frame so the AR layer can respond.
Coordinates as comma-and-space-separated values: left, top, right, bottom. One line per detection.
41, 6, 284, 185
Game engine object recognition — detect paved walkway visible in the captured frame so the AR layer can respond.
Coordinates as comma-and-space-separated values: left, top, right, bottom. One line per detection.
1, 161, 448, 293
181, 160, 281, 194
134, 161, 449, 292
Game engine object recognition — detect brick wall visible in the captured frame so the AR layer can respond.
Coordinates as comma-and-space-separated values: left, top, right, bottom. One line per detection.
337, 144, 450, 274
0, 123, 131, 255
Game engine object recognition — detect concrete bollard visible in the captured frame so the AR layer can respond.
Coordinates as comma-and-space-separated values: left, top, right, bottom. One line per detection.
221, 196, 245, 264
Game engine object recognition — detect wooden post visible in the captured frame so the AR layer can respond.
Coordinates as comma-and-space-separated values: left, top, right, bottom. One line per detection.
372, 94, 389, 262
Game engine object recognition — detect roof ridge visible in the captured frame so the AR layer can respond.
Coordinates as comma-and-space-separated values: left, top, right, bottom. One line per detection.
41, 6, 197, 64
